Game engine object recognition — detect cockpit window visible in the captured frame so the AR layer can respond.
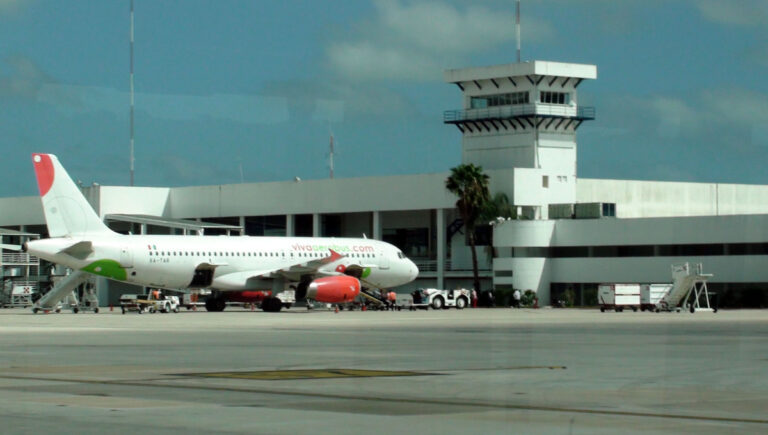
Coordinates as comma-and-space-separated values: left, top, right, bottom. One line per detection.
397, 251, 405, 259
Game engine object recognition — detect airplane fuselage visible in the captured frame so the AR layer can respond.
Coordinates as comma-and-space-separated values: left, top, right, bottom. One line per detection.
28, 234, 417, 291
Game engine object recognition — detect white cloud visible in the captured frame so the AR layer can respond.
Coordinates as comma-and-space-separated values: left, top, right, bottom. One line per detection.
0, 0, 26, 14
701, 89, 768, 125
376, 0, 551, 55
642, 89, 768, 147
261, 79, 420, 120
326, 0, 554, 82
326, 41, 442, 82
747, 45, 768, 68
0, 55, 83, 108
650, 97, 700, 138
694, 0, 768, 27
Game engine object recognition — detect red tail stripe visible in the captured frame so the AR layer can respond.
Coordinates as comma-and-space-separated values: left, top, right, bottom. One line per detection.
32, 154, 54, 197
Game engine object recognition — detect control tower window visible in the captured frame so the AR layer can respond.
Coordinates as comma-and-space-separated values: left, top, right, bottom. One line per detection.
471, 91, 529, 108
540, 91, 570, 105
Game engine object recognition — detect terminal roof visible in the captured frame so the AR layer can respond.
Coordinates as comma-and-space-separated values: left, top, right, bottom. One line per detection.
0, 227, 38, 237
444, 60, 597, 84
104, 214, 242, 232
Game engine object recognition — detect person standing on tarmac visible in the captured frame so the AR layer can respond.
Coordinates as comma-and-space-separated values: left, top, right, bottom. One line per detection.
512, 289, 522, 308
387, 290, 397, 310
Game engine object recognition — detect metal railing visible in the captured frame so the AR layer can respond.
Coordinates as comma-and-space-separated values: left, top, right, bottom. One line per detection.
412, 259, 491, 272
444, 105, 595, 122
1, 253, 39, 265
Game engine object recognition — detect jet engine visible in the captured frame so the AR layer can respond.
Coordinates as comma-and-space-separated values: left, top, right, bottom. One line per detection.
304, 275, 360, 303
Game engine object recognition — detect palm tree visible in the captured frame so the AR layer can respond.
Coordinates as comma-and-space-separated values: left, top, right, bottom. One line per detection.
445, 163, 490, 294
480, 192, 516, 224
479, 192, 516, 265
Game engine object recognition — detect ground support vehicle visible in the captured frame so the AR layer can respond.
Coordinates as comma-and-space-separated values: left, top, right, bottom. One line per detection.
275, 290, 295, 309
5, 283, 35, 308
182, 290, 208, 310
408, 289, 430, 310
120, 293, 180, 314
415, 288, 471, 310
640, 284, 670, 311
598, 284, 641, 312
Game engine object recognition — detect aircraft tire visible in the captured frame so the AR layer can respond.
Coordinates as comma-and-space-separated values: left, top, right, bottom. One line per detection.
261, 297, 283, 313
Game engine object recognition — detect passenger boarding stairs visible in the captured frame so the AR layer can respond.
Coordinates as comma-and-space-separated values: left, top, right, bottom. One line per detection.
34, 270, 88, 312
657, 263, 714, 313
360, 288, 387, 307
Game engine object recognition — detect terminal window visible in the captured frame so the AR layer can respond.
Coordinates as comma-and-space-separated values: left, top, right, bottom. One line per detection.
540, 91, 570, 105
471, 91, 529, 108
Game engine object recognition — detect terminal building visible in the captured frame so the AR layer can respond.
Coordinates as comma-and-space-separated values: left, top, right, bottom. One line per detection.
2, 58, 768, 307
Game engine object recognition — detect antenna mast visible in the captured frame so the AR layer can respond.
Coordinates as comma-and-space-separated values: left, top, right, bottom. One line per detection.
516, 0, 521, 62
329, 132, 335, 179
129, 0, 135, 186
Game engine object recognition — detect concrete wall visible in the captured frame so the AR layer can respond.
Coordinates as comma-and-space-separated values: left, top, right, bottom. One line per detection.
493, 214, 768, 304
94, 186, 171, 217
167, 172, 458, 219
0, 196, 44, 226
577, 179, 768, 218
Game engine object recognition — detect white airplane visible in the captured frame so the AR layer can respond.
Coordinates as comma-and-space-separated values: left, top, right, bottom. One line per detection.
25, 153, 418, 312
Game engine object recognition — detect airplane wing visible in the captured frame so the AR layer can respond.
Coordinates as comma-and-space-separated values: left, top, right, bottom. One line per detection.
280, 249, 345, 276
214, 249, 348, 289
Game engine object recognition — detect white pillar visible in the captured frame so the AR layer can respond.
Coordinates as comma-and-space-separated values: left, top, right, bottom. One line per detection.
436, 208, 445, 289
372, 211, 382, 240
140, 223, 147, 235
239, 216, 245, 236
286, 214, 294, 237
312, 213, 321, 237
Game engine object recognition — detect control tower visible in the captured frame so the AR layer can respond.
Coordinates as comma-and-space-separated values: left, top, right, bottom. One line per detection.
444, 61, 596, 217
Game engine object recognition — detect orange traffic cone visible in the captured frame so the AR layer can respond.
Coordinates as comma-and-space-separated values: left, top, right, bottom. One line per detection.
109, 304, 113, 312
334, 305, 339, 313
362, 304, 367, 312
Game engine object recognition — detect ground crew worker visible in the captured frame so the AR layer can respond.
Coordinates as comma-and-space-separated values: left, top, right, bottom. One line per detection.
388, 290, 397, 310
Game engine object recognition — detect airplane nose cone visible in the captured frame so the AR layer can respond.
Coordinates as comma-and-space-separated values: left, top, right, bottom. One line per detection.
409, 261, 419, 281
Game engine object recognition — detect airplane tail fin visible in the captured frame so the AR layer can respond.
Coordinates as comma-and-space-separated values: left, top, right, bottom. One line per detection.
32, 153, 114, 237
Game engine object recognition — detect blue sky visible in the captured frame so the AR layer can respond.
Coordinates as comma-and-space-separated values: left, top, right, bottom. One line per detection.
1, 0, 768, 197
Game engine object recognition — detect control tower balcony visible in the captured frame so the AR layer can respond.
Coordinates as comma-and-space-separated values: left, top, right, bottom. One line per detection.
444, 104, 595, 133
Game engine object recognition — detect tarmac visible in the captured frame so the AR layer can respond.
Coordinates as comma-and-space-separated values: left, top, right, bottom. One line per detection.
0, 307, 767, 434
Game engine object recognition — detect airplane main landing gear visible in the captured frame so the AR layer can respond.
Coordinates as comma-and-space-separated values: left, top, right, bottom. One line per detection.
204, 295, 226, 312
261, 297, 283, 313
